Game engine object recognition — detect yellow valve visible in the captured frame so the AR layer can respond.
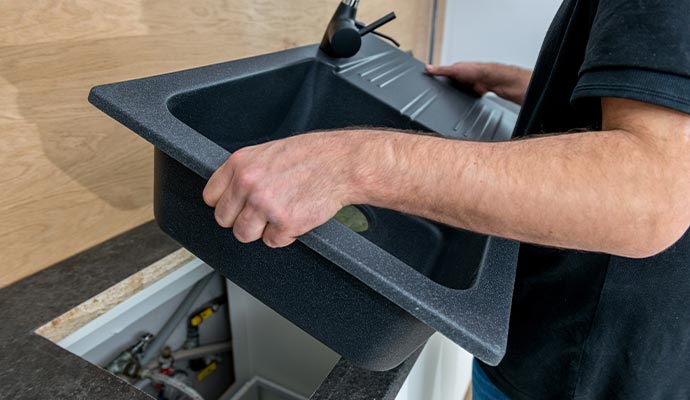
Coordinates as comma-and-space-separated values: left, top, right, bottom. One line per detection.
196, 361, 217, 382
190, 307, 215, 327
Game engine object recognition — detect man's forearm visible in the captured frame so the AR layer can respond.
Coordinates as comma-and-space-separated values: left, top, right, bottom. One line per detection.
204, 98, 689, 251
351, 128, 689, 258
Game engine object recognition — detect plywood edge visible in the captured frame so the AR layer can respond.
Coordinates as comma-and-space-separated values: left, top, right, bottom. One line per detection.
432, 0, 447, 65
36, 248, 193, 342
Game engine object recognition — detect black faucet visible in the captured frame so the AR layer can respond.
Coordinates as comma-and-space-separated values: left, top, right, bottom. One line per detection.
320, 0, 398, 58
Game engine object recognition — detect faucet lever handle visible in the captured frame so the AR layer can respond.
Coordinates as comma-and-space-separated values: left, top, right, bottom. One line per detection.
358, 12, 396, 36
355, 13, 401, 48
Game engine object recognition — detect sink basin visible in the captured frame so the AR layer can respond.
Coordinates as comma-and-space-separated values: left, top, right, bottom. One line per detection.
89, 36, 520, 370
167, 61, 428, 152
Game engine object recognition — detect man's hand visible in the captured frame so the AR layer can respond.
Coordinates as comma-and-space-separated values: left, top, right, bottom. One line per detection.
203, 131, 371, 248
425, 62, 532, 105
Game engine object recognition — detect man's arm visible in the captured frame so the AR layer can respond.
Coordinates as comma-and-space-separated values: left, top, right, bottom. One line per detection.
204, 97, 690, 258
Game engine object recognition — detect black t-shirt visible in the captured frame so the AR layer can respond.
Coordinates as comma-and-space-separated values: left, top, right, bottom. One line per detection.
478, 0, 690, 399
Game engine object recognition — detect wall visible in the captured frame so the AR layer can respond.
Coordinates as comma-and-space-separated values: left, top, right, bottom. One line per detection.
0, 0, 439, 287
440, 0, 563, 67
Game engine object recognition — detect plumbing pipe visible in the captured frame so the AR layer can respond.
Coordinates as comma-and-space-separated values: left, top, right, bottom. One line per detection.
145, 341, 233, 370
174, 341, 232, 362
140, 273, 216, 366
142, 370, 205, 400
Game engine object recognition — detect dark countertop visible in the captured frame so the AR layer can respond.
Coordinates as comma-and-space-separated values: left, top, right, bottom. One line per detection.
311, 352, 420, 400
0, 221, 417, 400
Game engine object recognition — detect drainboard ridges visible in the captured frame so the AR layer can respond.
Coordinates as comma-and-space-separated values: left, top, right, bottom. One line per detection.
401, 88, 439, 121
461, 106, 489, 139
368, 59, 415, 84
477, 110, 499, 141
400, 89, 432, 115
454, 103, 481, 134
379, 66, 416, 88
484, 111, 504, 141
359, 57, 401, 77
336, 50, 396, 74
409, 92, 439, 120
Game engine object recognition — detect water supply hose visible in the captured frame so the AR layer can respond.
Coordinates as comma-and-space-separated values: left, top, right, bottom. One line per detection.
142, 370, 205, 400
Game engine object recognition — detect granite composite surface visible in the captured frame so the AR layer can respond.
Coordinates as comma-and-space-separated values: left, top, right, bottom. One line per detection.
0, 221, 415, 399
89, 35, 520, 368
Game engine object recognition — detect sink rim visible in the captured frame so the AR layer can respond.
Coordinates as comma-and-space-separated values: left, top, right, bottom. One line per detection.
87, 36, 518, 365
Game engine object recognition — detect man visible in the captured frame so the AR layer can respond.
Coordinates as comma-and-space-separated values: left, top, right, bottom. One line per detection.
204, 0, 690, 398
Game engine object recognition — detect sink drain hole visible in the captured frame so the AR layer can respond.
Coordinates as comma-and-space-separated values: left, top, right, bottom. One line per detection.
334, 205, 370, 233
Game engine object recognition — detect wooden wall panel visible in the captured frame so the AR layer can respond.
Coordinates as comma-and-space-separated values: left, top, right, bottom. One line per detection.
0, 0, 441, 288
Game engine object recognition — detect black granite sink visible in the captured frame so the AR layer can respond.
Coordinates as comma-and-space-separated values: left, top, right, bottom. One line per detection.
89, 36, 519, 370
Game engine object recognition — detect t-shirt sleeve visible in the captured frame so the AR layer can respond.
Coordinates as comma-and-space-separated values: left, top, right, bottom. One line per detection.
571, 0, 690, 114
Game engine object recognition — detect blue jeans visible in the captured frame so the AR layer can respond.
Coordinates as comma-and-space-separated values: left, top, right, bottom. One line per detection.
472, 359, 510, 400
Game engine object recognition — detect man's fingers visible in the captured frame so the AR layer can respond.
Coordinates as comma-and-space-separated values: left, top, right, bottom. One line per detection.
214, 187, 245, 228
204, 162, 233, 207
232, 207, 268, 243
263, 223, 297, 248
426, 62, 485, 87
425, 64, 457, 77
